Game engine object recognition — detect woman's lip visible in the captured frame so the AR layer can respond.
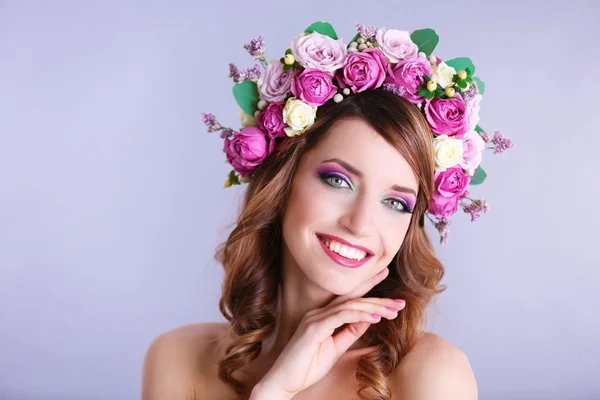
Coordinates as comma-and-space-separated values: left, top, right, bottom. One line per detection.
316, 233, 374, 256
317, 234, 373, 269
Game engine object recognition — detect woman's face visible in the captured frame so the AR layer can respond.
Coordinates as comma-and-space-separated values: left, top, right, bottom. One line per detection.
282, 117, 419, 295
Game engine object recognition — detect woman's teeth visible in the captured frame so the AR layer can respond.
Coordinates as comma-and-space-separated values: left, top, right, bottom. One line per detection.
320, 236, 367, 260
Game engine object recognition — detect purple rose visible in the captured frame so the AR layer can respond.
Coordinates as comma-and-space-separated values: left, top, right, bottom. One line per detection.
223, 126, 275, 176
337, 48, 389, 93
428, 166, 471, 219
290, 32, 347, 75
256, 102, 287, 139
424, 94, 470, 138
460, 129, 485, 175
258, 61, 293, 102
385, 56, 432, 104
291, 68, 337, 106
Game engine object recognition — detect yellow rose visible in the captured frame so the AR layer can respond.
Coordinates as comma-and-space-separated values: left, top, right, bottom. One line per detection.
433, 134, 464, 171
282, 98, 317, 136
431, 62, 456, 89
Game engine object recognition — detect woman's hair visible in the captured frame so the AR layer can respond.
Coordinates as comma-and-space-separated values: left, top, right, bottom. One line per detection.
215, 89, 446, 400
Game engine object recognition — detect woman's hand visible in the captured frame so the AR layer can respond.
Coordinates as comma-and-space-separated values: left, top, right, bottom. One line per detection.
252, 268, 406, 399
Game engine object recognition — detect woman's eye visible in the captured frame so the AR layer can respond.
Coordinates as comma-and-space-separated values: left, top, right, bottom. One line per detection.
383, 198, 410, 213
321, 173, 351, 189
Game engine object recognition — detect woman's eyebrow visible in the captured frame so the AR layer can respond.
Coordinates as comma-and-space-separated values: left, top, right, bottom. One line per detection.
320, 158, 417, 197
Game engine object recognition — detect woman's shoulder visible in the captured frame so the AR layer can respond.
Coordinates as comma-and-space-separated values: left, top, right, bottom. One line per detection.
391, 332, 478, 399
141, 322, 231, 399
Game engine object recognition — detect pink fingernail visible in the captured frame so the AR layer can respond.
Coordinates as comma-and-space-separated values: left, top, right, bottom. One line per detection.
386, 307, 398, 312
371, 314, 381, 320
394, 299, 406, 304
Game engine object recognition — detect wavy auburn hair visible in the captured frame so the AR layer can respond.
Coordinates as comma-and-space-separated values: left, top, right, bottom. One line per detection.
215, 89, 446, 399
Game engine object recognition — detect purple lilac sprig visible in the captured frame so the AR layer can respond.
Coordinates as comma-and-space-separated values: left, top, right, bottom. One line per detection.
427, 214, 451, 245
201, 113, 234, 139
461, 198, 490, 222
383, 83, 406, 97
480, 130, 515, 155
461, 80, 480, 104
228, 63, 262, 83
243, 35, 265, 62
356, 23, 377, 42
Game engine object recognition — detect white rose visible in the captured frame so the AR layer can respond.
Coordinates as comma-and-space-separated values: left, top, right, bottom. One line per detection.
431, 62, 456, 89
433, 134, 464, 171
282, 98, 317, 136
375, 28, 418, 63
238, 107, 257, 128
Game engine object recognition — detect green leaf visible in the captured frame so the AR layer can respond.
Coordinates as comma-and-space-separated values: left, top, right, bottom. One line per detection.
232, 80, 259, 116
410, 28, 439, 57
304, 21, 338, 40
473, 77, 485, 94
285, 48, 292, 55
474, 125, 484, 133
470, 166, 487, 185
435, 88, 444, 98
456, 80, 467, 89
228, 170, 241, 185
418, 86, 429, 97
445, 57, 476, 76
426, 91, 435, 100
349, 33, 360, 44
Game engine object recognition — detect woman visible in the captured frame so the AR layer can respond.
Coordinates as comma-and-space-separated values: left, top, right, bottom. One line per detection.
142, 22, 508, 399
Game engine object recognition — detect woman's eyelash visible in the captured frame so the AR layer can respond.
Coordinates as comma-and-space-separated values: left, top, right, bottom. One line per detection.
382, 198, 413, 214
319, 172, 352, 189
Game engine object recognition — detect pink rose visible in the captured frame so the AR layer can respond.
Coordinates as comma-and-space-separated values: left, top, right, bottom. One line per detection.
291, 68, 337, 106
385, 56, 432, 104
424, 94, 470, 138
256, 102, 286, 139
375, 28, 418, 63
290, 32, 347, 75
258, 61, 294, 102
460, 129, 485, 175
337, 48, 389, 93
428, 166, 471, 219
429, 193, 459, 219
223, 126, 275, 177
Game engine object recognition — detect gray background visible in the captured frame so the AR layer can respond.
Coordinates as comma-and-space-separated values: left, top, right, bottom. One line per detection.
1, 1, 599, 399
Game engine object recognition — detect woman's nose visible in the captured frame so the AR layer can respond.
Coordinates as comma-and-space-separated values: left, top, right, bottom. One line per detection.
338, 195, 376, 238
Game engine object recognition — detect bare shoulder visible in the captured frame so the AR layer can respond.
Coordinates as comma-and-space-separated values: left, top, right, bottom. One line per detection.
391, 332, 478, 400
141, 322, 231, 400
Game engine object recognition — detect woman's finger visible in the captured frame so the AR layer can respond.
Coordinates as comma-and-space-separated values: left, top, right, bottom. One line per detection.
315, 297, 404, 321
332, 321, 373, 355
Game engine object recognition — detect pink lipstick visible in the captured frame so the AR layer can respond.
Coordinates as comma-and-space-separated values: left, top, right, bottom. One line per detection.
316, 233, 374, 269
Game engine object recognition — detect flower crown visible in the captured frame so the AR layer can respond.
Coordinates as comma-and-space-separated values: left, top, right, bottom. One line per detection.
202, 22, 514, 244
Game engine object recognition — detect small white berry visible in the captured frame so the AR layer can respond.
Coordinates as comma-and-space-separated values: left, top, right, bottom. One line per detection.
418, 52, 426, 58
348, 47, 358, 53
428, 55, 437, 64
357, 37, 365, 44
358, 43, 368, 51
254, 110, 261, 117
349, 41, 358, 48
342, 88, 350, 95
257, 100, 267, 110
333, 94, 344, 103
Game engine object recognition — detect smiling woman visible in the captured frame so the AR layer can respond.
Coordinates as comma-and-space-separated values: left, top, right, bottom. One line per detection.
141, 22, 486, 400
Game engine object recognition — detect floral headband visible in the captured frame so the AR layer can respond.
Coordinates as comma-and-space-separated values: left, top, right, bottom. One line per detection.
202, 21, 514, 244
